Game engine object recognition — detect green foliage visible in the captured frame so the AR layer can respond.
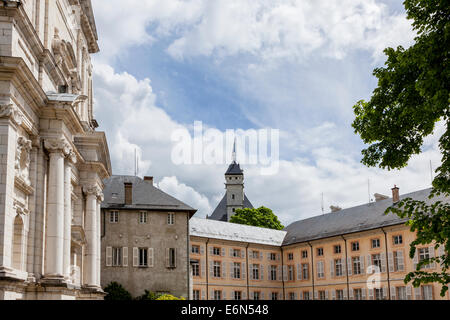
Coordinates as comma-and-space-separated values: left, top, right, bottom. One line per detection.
230, 206, 284, 230
135, 290, 163, 300
155, 294, 185, 300
104, 282, 132, 300
352, 0, 449, 296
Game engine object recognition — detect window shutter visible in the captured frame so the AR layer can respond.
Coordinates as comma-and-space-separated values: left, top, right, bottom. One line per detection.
165, 248, 170, 268
314, 291, 318, 300
148, 248, 154, 267
397, 250, 404, 271
361, 288, 366, 300
261, 292, 265, 300
223, 291, 226, 300
278, 266, 282, 281
133, 247, 138, 267
210, 290, 214, 300
294, 292, 298, 300
309, 291, 313, 300
342, 258, 347, 276
276, 253, 280, 261
406, 286, 412, 300
267, 253, 270, 260
242, 263, 246, 279
241, 249, 245, 259
429, 246, 435, 268
229, 248, 233, 257
381, 253, 386, 273
343, 289, 347, 300
250, 291, 254, 300
123, 247, 128, 267
222, 262, 226, 278
209, 247, 213, 255
349, 288, 354, 300
438, 244, 445, 257
209, 261, 213, 277
382, 286, 387, 299
413, 251, 418, 270
260, 252, 263, 260
200, 245, 204, 255
242, 291, 247, 300
260, 265, 264, 280
325, 290, 329, 300
414, 287, 421, 300
221, 248, 226, 257
367, 255, 371, 272
388, 252, 394, 272
283, 266, 288, 281
297, 264, 301, 280
368, 288, 373, 300
330, 260, 334, 278
230, 262, 234, 278
347, 257, 352, 275
360, 255, 365, 274
390, 286, 396, 300
201, 260, 205, 277
332, 290, 336, 300
201, 290, 205, 300
299, 291, 303, 300
106, 247, 112, 266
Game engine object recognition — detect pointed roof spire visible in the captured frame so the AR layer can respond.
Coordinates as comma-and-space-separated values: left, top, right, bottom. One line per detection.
232, 137, 237, 163
226, 137, 243, 175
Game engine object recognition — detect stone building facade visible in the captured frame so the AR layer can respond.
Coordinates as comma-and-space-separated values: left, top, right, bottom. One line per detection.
0, 0, 111, 300
191, 187, 450, 300
101, 175, 196, 298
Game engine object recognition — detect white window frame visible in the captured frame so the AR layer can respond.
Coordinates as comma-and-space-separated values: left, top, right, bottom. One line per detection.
167, 213, 175, 225
139, 211, 148, 224
110, 211, 119, 223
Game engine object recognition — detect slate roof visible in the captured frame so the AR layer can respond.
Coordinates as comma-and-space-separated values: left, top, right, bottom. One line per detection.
283, 188, 448, 246
190, 217, 286, 246
225, 161, 243, 175
209, 194, 254, 221
101, 175, 197, 215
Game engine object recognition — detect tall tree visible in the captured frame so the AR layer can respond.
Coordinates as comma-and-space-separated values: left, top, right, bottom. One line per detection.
352, 0, 449, 296
230, 206, 285, 230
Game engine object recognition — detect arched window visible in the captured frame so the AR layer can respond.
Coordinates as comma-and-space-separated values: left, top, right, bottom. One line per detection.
12, 215, 25, 271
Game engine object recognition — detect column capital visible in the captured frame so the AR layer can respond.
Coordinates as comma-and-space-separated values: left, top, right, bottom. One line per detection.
44, 138, 72, 156
0, 104, 23, 126
83, 184, 102, 200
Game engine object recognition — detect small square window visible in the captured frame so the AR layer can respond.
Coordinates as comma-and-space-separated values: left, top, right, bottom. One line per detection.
372, 239, 380, 248
301, 250, 308, 258
317, 248, 324, 256
213, 247, 221, 256
393, 235, 403, 245
288, 253, 294, 260
139, 211, 147, 224
334, 245, 341, 254
352, 242, 359, 251
110, 211, 119, 223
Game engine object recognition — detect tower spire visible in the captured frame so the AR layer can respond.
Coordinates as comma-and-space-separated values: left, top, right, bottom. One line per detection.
232, 137, 237, 163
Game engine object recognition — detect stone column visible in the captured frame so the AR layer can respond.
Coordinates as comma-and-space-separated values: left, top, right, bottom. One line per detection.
44, 139, 71, 280
83, 184, 101, 288
63, 152, 76, 280
96, 195, 103, 287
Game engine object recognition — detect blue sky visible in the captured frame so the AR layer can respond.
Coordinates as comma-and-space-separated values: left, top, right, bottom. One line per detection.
90, 0, 443, 224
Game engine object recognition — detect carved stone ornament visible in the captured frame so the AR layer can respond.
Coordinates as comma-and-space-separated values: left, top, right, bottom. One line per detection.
83, 184, 102, 199
0, 104, 23, 126
15, 136, 32, 186
44, 138, 72, 156
67, 151, 77, 164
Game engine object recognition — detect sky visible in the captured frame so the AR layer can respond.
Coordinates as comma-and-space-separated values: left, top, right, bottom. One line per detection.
90, 0, 444, 225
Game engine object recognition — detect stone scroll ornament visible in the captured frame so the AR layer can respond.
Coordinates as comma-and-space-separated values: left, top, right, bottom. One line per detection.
15, 136, 33, 186
44, 138, 73, 156
83, 185, 103, 201
0, 104, 23, 126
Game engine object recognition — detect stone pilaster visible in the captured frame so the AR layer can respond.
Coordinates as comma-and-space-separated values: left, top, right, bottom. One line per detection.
43, 139, 71, 281
63, 152, 76, 280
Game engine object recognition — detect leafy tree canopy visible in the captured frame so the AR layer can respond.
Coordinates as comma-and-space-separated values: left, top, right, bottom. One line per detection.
352, 0, 449, 296
230, 206, 284, 230
104, 282, 132, 300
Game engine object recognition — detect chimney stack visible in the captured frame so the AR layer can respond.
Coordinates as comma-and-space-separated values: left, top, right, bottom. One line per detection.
144, 176, 154, 186
124, 182, 132, 205
391, 185, 400, 203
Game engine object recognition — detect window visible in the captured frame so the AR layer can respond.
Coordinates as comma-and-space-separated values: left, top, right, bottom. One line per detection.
396, 286, 407, 300
336, 290, 344, 300
317, 248, 324, 256
214, 290, 222, 300
419, 248, 430, 268
317, 261, 325, 279
374, 288, 383, 300
303, 291, 310, 300
191, 245, 200, 254
319, 291, 326, 300
351, 241, 359, 251
112, 247, 122, 266
233, 262, 241, 279
213, 247, 221, 256
393, 235, 403, 245
271, 292, 278, 300
139, 248, 148, 267
372, 254, 382, 270
168, 248, 176, 268
270, 253, 277, 261
394, 251, 405, 271
251, 264, 260, 280
421, 285, 433, 300
353, 288, 363, 300
288, 253, 294, 261
231, 194, 235, 200
289, 292, 295, 300
352, 256, 362, 275
334, 245, 341, 254
213, 261, 221, 278
270, 265, 277, 281
372, 238, 380, 248
302, 263, 309, 280
288, 265, 294, 281
110, 211, 119, 223
139, 211, 147, 224
234, 291, 242, 300
253, 292, 260, 300
252, 251, 259, 259
192, 260, 200, 277
193, 290, 200, 300
301, 250, 308, 258
232, 249, 241, 258
335, 259, 343, 277
167, 213, 174, 225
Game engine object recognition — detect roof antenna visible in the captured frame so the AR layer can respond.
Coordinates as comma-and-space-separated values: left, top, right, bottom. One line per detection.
321, 192, 324, 214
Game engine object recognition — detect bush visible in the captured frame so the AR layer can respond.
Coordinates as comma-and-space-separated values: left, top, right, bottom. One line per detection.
103, 282, 132, 300
156, 294, 185, 300
135, 290, 162, 300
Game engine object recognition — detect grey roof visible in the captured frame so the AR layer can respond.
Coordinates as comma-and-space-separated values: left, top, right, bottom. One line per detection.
283, 188, 449, 246
209, 194, 254, 221
190, 217, 286, 246
225, 161, 243, 175
101, 175, 196, 214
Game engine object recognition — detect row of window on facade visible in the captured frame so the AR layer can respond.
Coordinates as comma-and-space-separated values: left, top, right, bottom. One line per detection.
190, 246, 437, 281
109, 211, 175, 225
191, 245, 281, 261
192, 285, 434, 300
105, 247, 177, 268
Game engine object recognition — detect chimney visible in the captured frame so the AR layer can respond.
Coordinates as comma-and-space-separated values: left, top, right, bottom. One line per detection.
330, 205, 342, 213
374, 193, 389, 202
124, 182, 132, 205
391, 185, 400, 203
144, 176, 153, 186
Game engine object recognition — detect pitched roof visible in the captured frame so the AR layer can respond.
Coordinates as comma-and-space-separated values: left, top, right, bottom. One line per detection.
283, 188, 448, 246
209, 194, 254, 221
101, 175, 197, 214
190, 217, 286, 246
225, 161, 243, 175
